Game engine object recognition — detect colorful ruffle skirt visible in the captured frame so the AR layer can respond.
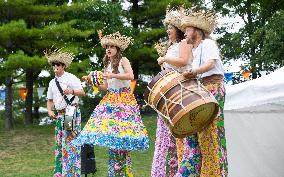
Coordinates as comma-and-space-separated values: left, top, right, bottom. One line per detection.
72, 88, 149, 151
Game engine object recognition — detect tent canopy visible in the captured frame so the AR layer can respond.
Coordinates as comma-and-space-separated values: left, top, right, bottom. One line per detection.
224, 67, 284, 177
225, 67, 284, 111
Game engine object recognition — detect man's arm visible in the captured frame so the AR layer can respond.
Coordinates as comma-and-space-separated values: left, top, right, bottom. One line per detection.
47, 99, 56, 119
63, 76, 86, 96
72, 89, 85, 97
183, 59, 216, 78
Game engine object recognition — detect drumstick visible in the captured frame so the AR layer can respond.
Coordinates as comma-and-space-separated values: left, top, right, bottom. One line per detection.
160, 63, 165, 70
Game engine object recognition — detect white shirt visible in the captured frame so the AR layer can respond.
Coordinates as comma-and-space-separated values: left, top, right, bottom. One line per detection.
106, 58, 131, 90
192, 39, 224, 78
163, 42, 192, 72
47, 71, 82, 110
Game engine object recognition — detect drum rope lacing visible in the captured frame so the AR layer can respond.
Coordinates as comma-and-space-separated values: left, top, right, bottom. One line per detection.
145, 69, 209, 125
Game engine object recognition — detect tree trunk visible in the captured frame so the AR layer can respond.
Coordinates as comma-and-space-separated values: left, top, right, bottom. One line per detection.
130, 0, 139, 28
5, 76, 13, 130
245, 1, 257, 79
33, 86, 40, 121
24, 69, 34, 125
130, 0, 139, 79
132, 59, 139, 79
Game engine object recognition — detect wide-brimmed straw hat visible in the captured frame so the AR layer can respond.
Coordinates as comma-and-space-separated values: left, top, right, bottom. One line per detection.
44, 48, 74, 68
99, 31, 133, 51
181, 7, 217, 35
163, 5, 185, 31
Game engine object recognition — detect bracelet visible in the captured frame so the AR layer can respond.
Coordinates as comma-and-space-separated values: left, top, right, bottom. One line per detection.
72, 90, 75, 95
91, 71, 95, 86
96, 71, 104, 85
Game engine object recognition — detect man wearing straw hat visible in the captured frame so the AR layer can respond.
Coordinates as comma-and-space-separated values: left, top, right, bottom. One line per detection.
46, 49, 85, 177
180, 7, 228, 177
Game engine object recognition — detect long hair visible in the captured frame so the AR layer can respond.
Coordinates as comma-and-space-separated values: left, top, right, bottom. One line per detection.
168, 26, 185, 46
103, 46, 123, 74
175, 26, 185, 43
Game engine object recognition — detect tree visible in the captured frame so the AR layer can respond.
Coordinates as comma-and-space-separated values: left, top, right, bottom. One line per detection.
255, 10, 284, 72
0, 0, 124, 129
211, 0, 284, 78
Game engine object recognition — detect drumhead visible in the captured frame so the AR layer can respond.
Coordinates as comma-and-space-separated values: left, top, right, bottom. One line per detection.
171, 102, 218, 138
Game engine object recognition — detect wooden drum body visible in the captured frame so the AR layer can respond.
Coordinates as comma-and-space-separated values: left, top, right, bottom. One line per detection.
144, 69, 219, 138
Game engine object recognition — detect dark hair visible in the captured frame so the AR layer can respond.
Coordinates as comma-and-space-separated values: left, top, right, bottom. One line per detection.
51, 62, 65, 67
167, 26, 185, 47
175, 26, 185, 43
103, 46, 122, 74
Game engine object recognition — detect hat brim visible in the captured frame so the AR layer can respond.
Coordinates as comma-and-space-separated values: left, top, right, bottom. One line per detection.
181, 16, 215, 34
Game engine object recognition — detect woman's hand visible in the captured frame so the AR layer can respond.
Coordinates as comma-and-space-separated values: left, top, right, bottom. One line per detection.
103, 72, 115, 80
183, 69, 198, 78
157, 57, 165, 65
82, 73, 92, 85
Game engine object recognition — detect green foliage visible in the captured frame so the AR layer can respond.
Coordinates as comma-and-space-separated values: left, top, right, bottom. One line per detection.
212, 0, 284, 77
256, 10, 284, 71
5, 51, 47, 70
80, 95, 104, 122
0, 0, 126, 127
0, 0, 125, 76
3, 0, 282, 126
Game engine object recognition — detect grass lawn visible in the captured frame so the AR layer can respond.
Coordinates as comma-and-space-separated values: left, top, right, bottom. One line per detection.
0, 114, 157, 177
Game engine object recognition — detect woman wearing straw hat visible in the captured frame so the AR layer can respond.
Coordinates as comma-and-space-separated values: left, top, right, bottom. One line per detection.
72, 31, 149, 177
46, 49, 85, 177
151, 6, 200, 177
179, 7, 228, 177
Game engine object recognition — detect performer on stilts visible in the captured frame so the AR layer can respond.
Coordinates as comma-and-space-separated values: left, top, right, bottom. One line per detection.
73, 31, 149, 177
179, 7, 228, 177
46, 49, 85, 177
151, 6, 201, 177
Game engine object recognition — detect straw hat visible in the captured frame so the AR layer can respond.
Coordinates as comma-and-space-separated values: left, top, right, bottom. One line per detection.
181, 7, 217, 35
163, 5, 185, 31
99, 30, 133, 51
44, 48, 74, 68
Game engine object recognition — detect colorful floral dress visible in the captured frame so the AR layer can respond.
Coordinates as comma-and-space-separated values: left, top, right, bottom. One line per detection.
151, 42, 201, 177
73, 59, 149, 177
198, 81, 227, 177
47, 72, 83, 177
54, 109, 81, 177
175, 38, 228, 177
151, 115, 178, 177
176, 81, 227, 177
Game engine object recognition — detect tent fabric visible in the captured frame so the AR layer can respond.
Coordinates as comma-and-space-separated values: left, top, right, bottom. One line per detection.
225, 67, 284, 111
224, 67, 284, 177
225, 111, 284, 177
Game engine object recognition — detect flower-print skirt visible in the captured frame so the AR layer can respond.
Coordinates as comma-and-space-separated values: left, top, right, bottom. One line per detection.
73, 87, 149, 151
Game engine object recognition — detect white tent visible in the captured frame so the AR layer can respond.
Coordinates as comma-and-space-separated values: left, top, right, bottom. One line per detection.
224, 67, 284, 177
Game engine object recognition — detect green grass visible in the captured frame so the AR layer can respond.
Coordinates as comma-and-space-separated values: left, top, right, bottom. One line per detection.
0, 114, 157, 177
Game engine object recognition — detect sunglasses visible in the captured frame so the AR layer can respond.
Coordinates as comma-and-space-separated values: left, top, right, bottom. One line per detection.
51, 62, 62, 67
